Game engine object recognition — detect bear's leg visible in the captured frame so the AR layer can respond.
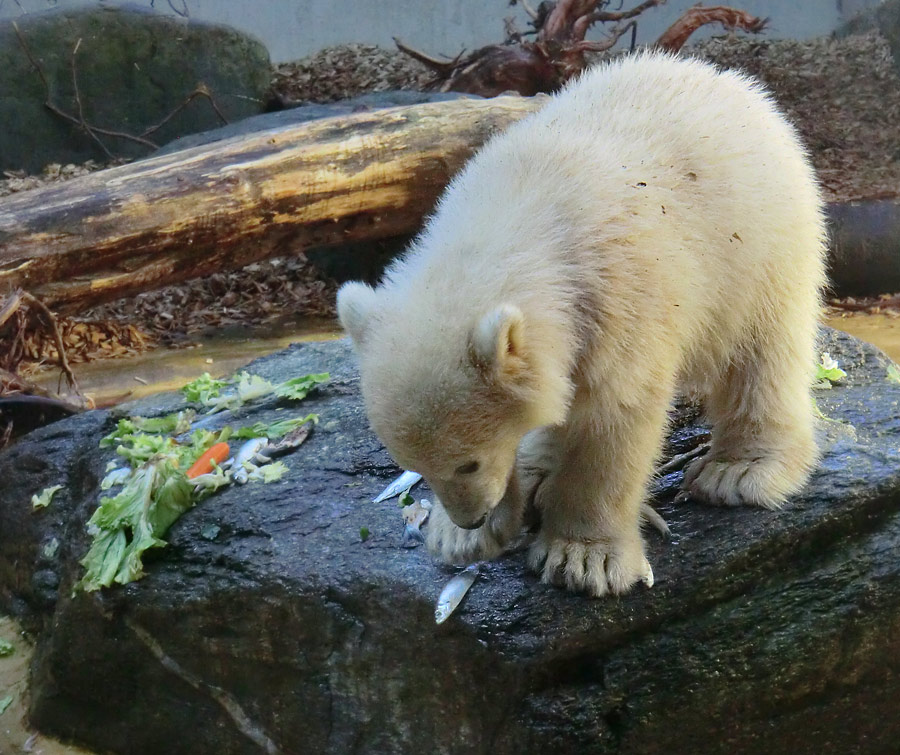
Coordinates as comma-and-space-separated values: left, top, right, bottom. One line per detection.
528, 390, 670, 597
683, 320, 818, 508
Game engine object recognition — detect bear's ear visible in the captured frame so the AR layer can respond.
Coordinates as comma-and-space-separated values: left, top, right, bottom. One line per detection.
468, 305, 529, 384
337, 281, 378, 348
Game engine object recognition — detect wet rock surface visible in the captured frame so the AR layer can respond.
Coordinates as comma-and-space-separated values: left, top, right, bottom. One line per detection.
0, 329, 899, 754
0, 6, 270, 172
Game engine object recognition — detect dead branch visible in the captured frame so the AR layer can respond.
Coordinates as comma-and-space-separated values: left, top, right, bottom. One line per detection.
0, 367, 87, 407
570, 0, 666, 41
519, 0, 540, 21
13, 21, 159, 151
393, 37, 464, 75
574, 20, 638, 53
655, 5, 767, 52
397, 1, 764, 96
0, 96, 543, 314
17, 292, 80, 395
140, 84, 229, 140
0, 290, 22, 331
71, 37, 114, 160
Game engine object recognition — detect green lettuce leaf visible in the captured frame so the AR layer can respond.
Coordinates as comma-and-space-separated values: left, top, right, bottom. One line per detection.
181, 373, 229, 405
814, 353, 847, 386
79, 461, 197, 592
274, 373, 329, 400
232, 413, 318, 440
131, 410, 196, 435
31, 484, 63, 510
247, 461, 289, 483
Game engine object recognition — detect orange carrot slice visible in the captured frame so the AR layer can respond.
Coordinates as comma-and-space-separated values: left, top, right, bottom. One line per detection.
186, 442, 230, 479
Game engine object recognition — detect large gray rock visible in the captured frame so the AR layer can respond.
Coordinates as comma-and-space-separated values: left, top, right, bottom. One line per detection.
1, 329, 899, 754
0, 6, 270, 173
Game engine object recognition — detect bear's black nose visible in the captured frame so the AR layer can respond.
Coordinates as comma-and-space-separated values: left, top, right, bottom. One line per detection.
460, 513, 487, 530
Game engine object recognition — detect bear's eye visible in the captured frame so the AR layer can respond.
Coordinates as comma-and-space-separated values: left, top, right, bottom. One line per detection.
455, 461, 480, 475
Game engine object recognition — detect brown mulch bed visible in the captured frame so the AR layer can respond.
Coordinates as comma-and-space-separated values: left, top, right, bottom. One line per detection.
3, 31, 900, 372
692, 33, 900, 203
270, 43, 431, 104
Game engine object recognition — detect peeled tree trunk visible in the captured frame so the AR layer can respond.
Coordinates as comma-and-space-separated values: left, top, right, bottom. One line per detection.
0, 96, 543, 315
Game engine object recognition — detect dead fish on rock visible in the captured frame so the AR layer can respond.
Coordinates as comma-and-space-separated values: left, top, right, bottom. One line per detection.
373, 469, 423, 503
400, 497, 432, 547
228, 438, 270, 484
226, 425, 313, 484
435, 564, 479, 624
265, 423, 312, 456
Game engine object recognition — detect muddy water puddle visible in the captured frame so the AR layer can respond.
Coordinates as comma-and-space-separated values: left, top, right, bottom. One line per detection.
825, 313, 900, 363
29, 314, 900, 406
32, 319, 343, 406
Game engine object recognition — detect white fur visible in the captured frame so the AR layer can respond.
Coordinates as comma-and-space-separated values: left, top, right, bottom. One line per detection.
340, 52, 827, 596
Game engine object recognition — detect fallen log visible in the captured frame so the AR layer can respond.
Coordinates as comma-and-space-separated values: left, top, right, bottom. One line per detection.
0, 96, 543, 315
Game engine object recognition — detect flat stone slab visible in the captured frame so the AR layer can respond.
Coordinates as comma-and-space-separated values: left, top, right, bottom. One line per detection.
0, 329, 899, 754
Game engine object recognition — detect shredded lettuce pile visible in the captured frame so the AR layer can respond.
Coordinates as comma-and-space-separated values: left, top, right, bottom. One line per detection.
77, 369, 328, 592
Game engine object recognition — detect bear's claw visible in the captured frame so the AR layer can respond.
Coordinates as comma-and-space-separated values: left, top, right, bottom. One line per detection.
527, 535, 653, 597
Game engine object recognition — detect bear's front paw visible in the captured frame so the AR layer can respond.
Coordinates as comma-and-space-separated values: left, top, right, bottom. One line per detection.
426, 500, 515, 565
527, 533, 654, 597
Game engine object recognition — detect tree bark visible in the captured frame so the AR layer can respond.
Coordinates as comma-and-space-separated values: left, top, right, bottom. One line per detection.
0, 96, 543, 315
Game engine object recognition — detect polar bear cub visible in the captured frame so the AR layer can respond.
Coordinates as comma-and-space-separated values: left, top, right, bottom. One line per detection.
338, 51, 827, 597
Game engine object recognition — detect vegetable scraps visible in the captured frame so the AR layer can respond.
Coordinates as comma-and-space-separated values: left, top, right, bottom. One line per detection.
887, 363, 900, 385
181, 371, 329, 413
31, 485, 63, 510
813, 352, 847, 389
186, 442, 231, 479
78, 369, 327, 592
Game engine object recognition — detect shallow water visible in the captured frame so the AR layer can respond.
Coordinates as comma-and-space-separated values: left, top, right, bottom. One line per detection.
32, 318, 343, 406
29, 314, 900, 406
824, 313, 900, 363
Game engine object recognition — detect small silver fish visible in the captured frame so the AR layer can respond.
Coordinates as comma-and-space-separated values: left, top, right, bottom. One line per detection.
373, 469, 423, 503
230, 438, 271, 485
435, 564, 479, 624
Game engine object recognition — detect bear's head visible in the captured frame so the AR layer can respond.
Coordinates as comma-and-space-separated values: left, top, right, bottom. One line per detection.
337, 281, 568, 529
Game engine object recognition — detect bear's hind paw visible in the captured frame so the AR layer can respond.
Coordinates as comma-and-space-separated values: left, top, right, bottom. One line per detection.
527, 535, 654, 597
682, 451, 813, 509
